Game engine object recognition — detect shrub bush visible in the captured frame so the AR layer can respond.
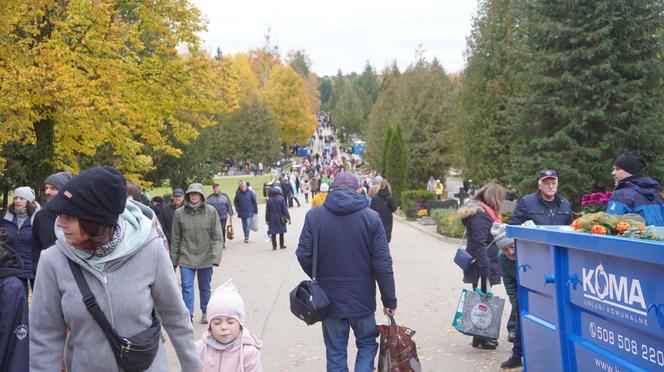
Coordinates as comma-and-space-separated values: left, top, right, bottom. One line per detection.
401, 189, 436, 219
432, 209, 465, 238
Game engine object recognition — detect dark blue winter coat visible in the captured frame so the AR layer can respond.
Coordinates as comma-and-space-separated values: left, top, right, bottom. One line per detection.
607, 176, 664, 226
508, 191, 573, 226
0, 246, 29, 372
265, 190, 290, 235
234, 189, 258, 219
459, 201, 501, 286
3, 211, 35, 280
296, 188, 397, 318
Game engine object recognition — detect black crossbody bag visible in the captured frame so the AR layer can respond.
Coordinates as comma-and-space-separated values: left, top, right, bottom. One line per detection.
289, 209, 330, 325
67, 258, 161, 372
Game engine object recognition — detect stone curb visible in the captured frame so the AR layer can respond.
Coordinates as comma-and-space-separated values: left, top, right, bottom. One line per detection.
393, 213, 463, 245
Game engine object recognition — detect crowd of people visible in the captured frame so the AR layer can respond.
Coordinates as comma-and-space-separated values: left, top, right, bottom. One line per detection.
2, 101, 661, 372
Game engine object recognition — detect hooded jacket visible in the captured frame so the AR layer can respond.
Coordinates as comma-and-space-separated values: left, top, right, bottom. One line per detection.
607, 176, 664, 226
296, 188, 397, 318
3, 207, 39, 280
30, 201, 202, 372
370, 189, 397, 243
265, 188, 290, 235
171, 184, 224, 269
458, 201, 501, 286
508, 191, 573, 226
195, 328, 263, 372
0, 246, 29, 372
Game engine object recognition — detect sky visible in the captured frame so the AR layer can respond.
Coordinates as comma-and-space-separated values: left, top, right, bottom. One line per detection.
190, 0, 479, 76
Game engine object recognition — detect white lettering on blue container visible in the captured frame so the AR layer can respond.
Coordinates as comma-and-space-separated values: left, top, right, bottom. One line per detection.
582, 263, 647, 316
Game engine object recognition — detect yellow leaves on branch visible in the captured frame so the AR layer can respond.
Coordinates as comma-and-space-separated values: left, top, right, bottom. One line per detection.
262, 65, 316, 145
0, 0, 239, 182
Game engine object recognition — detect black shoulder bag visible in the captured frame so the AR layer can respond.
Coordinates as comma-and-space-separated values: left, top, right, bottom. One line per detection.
67, 258, 161, 372
289, 209, 330, 325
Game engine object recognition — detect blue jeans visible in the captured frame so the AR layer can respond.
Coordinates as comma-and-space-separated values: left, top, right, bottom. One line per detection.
180, 267, 213, 317
241, 216, 253, 239
322, 315, 378, 372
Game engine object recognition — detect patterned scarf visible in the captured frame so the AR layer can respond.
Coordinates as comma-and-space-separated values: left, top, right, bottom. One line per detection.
91, 224, 122, 258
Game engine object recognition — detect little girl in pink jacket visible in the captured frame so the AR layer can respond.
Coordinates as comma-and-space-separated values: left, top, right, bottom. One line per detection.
196, 280, 263, 372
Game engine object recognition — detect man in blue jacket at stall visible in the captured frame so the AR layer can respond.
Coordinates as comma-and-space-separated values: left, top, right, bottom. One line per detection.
0, 241, 29, 372
296, 172, 397, 372
508, 169, 574, 226
607, 151, 664, 226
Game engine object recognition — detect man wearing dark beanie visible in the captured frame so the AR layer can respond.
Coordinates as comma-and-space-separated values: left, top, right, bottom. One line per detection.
607, 151, 664, 226
31, 171, 73, 279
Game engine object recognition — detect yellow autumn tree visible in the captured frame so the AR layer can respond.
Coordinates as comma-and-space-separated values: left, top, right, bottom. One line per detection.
262, 65, 316, 145
0, 0, 237, 188
227, 53, 260, 105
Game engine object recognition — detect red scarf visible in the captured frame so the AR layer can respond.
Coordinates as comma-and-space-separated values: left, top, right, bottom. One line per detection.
478, 201, 502, 223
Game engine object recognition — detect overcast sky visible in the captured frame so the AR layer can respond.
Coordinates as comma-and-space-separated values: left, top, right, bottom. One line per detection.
191, 0, 478, 76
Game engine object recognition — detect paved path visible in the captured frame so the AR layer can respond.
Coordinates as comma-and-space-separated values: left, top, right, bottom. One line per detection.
165, 202, 519, 371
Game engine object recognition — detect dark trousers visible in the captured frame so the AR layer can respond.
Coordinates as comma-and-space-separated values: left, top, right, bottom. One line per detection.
513, 306, 523, 358
219, 218, 227, 243
507, 307, 516, 332
271, 233, 285, 249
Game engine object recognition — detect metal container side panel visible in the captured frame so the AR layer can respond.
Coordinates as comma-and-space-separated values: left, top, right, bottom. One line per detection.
521, 314, 564, 372
509, 226, 664, 372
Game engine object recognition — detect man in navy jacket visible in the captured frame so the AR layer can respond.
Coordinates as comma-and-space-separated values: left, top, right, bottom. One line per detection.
296, 172, 397, 372
508, 169, 573, 226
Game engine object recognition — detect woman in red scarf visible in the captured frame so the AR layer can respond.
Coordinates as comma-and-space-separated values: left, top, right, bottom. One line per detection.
457, 183, 505, 349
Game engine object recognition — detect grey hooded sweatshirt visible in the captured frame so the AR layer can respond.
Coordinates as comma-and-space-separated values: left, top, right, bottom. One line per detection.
30, 202, 202, 372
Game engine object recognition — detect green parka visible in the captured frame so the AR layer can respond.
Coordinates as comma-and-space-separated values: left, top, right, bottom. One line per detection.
170, 184, 224, 269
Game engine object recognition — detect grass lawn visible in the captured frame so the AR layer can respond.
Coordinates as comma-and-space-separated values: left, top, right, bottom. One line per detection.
146, 175, 276, 204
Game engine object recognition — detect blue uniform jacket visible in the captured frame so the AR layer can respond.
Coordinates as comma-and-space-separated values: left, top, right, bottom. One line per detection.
607, 176, 664, 226
296, 188, 397, 318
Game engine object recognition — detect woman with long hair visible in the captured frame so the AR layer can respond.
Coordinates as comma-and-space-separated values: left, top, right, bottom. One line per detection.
2, 187, 38, 293
30, 167, 202, 371
457, 182, 505, 349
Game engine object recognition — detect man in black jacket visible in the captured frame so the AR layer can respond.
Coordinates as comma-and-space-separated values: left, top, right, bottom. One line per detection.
31, 171, 72, 279
158, 188, 185, 248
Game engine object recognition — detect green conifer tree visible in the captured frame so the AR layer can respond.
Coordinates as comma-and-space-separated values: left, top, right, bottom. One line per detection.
385, 125, 408, 206
510, 0, 664, 206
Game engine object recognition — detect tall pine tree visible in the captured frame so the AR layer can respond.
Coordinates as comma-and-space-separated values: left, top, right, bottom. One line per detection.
385, 125, 408, 206
510, 1, 664, 206
453, 0, 524, 186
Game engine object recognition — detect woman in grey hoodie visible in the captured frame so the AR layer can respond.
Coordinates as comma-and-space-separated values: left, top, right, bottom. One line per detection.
30, 167, 202, 372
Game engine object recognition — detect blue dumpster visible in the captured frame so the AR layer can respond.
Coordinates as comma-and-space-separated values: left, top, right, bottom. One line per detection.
298, 147, 308, 157
507, 226, 664, 371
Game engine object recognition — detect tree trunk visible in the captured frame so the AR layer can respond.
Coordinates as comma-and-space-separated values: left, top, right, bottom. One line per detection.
33, 117, 55, 199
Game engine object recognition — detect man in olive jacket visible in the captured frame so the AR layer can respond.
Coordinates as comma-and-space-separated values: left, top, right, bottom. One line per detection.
170, 183, 224, 324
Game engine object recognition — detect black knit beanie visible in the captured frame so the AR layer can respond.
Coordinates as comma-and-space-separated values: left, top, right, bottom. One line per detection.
614, 151, 646, 176
46, 166, 128, 225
